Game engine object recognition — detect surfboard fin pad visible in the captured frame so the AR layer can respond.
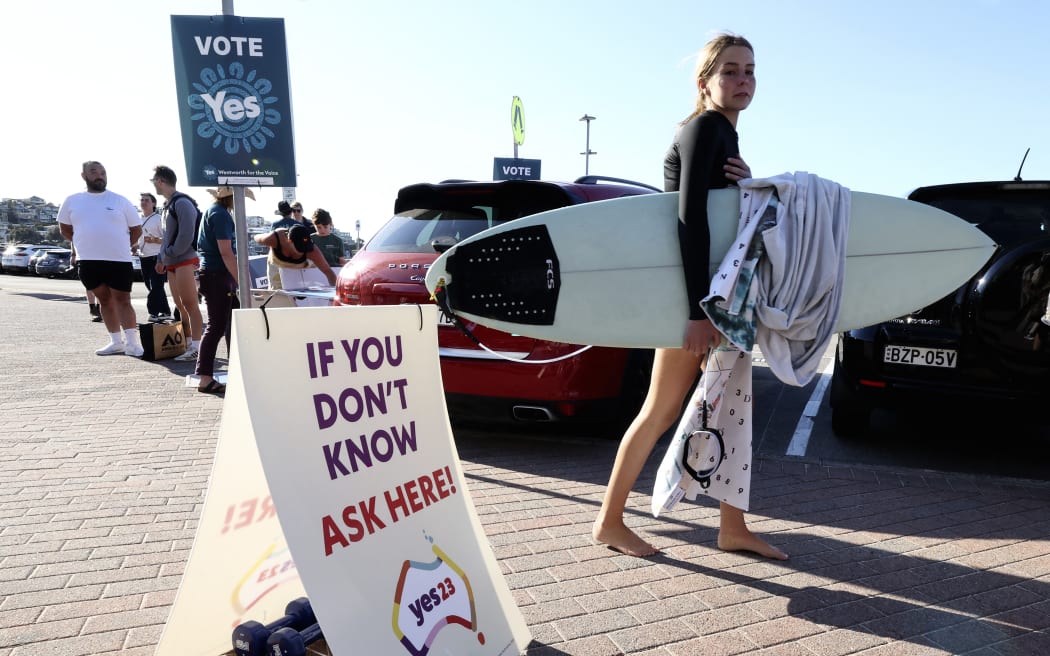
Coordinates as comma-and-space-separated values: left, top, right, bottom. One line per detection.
443, 225, 560, 326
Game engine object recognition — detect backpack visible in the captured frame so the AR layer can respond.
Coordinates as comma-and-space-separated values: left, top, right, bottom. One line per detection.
168, 192, 203, 250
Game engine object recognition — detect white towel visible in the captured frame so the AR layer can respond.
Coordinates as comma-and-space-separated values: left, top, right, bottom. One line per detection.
741, 172, 851, 386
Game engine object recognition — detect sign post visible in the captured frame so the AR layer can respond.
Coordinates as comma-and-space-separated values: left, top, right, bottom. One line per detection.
511, 96, 525, 158
494, 96, 540, 181
170, 13, 297, 307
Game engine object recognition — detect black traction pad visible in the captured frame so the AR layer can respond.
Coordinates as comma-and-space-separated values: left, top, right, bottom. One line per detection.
445, 224, 559, 326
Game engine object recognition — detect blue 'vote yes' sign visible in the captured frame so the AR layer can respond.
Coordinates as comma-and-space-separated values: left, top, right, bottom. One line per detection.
170, 15, 297, 188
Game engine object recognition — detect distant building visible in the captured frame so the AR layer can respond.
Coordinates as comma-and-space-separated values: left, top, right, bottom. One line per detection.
1, 196, 61, 244
0, 196, 59, 224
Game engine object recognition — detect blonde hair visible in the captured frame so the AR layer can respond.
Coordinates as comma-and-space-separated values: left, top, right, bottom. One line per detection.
681, 33, 754, 125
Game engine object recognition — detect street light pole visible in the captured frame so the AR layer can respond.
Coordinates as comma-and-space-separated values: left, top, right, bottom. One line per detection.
579, 114, 596, 176
222, 0, 256, 307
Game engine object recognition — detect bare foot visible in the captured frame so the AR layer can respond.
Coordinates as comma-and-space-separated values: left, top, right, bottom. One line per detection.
717, 530, 788, 560
592, 521, 661, 557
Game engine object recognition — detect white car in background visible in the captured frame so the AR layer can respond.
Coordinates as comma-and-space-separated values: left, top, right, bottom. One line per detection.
2, 244, 54, 274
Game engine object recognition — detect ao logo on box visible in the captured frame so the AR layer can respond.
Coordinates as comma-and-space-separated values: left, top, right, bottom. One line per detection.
162, 332, 184, 348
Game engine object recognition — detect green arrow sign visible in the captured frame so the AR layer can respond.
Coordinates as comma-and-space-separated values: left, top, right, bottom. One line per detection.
511, 96, 525, 146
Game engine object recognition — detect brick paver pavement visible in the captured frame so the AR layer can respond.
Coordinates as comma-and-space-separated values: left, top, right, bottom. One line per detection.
1, 287, 1048, 655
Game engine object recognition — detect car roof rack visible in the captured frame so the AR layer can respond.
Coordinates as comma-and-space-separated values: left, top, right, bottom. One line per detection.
573, 175, 661, 192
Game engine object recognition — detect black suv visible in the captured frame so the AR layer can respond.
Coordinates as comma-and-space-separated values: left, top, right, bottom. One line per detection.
830, 179, 1050, 435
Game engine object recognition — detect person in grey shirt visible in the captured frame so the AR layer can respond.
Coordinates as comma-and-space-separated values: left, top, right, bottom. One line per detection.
151, 165, 203, 362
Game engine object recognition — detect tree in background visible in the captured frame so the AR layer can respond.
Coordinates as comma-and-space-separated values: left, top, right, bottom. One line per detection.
8, 225, 48, 244
44, 225, 68, 245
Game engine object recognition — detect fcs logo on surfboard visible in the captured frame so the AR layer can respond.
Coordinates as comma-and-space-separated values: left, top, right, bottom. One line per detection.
392, 541, 483, 656
546, 259, 555, 290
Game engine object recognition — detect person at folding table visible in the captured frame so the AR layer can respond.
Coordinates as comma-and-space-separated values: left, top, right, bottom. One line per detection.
254, 224, 337, 287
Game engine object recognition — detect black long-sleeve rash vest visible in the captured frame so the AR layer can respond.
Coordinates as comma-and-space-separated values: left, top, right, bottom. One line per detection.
663, 110, 740, 320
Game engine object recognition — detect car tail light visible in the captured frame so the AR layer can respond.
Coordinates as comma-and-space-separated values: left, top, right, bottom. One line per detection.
554, 401, 579, 417
336, 271, 362, 305
858, 378, 887, 388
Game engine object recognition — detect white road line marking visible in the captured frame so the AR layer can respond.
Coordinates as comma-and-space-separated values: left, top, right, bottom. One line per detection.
785, 357, 835, 457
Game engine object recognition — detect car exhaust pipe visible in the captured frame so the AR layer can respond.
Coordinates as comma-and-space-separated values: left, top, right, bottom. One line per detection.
511, 405, 557, 422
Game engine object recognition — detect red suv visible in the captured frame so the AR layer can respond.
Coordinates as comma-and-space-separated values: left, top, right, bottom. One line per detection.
335, 177, 660, 431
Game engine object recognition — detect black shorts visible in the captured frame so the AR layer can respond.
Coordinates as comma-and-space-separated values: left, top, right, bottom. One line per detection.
78, 260, 134, 293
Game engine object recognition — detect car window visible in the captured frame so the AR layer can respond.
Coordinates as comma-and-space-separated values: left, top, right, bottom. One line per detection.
367, 207, 504, 254
927, 193, 1049, 247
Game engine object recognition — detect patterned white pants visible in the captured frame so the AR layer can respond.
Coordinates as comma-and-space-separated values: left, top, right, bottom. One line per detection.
652, 348, 753, 515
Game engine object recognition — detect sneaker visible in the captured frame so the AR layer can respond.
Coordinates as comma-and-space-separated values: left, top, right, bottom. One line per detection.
125, 343, 145, 358
91, 315, 103, 323
96, 342, 125, 356
151, 313, 172, 323
174, 347, 199, 362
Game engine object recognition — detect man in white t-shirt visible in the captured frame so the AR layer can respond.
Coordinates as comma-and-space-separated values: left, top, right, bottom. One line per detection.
58, 161, 145, 356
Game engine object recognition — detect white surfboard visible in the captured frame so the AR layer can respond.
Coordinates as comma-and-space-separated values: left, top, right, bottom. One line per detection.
424, 188, 996, 349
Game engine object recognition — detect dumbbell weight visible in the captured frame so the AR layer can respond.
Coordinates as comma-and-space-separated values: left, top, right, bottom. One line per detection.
232, 597, 315, 656
267, 622, 325, 656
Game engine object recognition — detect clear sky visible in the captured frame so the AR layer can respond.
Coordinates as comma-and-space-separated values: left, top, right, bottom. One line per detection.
4, 0, 1048, 242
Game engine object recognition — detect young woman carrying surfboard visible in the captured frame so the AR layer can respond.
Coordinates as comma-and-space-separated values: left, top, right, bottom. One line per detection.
592, 33, 788, 560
